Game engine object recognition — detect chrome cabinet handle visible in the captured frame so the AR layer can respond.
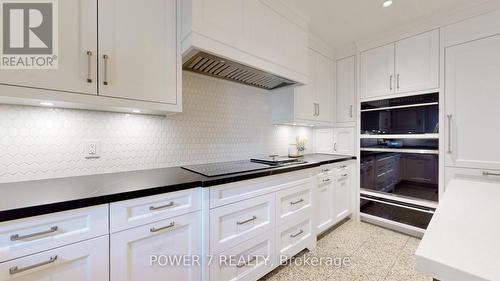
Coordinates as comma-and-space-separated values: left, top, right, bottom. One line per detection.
86, 51, 93, 83
350, 105, 353, 118
237, 216, 257, 225
396, 74, 400, 89
317, 103, 320, 117
389, 75, 393, 91
9, 255, 57, 275
290, 198, 304, 205
150, 222, 175, 233
10, 226, 58, 241
341, 173, 349, 177
334, 143, 337, 151
149, 202, 175, 211
322, 178, 331, 183
321, 168, 330, 172
447, 114, 453, 154
290, 229, 304, 238
482, 171, 500, 177
103, 55, 109, 85
236, 256, 256, 268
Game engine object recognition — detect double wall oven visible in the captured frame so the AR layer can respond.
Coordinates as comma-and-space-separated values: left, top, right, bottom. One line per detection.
359, 93, 439, 233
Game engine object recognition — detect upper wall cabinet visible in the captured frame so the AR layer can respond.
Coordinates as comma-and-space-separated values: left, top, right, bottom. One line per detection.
360, 29, 439, 100
0, 0, 181, 115
181, 0, 309, 85
336, 56, 356, 125
271, 48, 334, 126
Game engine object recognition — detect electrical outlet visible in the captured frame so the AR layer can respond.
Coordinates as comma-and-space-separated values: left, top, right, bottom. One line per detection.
84, 140, 100, 159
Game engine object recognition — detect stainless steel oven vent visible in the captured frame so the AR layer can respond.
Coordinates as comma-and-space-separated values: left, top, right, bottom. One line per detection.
183, 51, 297, 90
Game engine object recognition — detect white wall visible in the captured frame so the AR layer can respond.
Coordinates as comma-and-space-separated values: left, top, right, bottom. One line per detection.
0, 72, 313, 183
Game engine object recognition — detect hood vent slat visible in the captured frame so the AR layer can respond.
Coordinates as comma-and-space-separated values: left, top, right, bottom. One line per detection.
183, 51, 297, 90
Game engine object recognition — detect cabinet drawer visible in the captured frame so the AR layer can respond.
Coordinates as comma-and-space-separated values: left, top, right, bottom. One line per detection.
276, 178, 313, 225
0, 236, 109, 281
209, 169, 313, 208
210, 232, 275, 281
277, 217, 313, 260
110, 188, 201, 233
0, 205, 108, 262
209, 194, 275, 254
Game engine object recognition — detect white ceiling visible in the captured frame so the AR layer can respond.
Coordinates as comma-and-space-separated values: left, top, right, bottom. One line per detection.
287, 0, 489, 48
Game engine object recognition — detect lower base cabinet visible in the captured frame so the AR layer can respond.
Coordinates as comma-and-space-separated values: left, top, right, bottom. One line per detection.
0, 236, 109, 281
110, 211, 201, 281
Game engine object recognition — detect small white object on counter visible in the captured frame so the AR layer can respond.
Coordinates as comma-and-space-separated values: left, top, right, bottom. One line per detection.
416, 179, 500, 281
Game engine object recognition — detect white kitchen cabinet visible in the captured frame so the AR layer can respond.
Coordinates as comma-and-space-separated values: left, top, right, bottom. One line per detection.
360, 44, 395, 100
336, 56, 356, 124
395, 30, 439, 94
272, 48, 334, 126
333, 127, 355, 156
0, 236, 108, 281
334, 164, 353, 223
99, 0, 179, 104
314, 129, 334, 154
360, 29, 439, 100
316, 172, 335, 234
111, 211, 201, 281
445, 33, 500, 171
0, 0, 97, 94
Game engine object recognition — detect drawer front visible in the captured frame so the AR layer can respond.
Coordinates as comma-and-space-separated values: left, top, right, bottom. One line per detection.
0, 236, 109, 281
276, 178, 313, 225
445, 167, 500, 187
210, 232, 275, 281
209, 194, 275, 254
277, 217, 313, 259
0, 205, 108, 262
110, 188, 201, 233
209, 169, 313, 208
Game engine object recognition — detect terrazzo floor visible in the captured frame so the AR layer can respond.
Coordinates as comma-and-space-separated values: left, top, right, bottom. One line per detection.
260, 219, 432, 281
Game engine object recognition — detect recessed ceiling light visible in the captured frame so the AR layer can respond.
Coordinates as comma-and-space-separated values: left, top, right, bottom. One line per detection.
382, 0, 393, 8
132, 109, 141, 114
40, 102, 54, 106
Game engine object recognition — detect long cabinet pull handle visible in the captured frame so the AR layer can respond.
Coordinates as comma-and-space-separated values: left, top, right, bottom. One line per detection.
350, 105, 354, 118
447, 114, 453, 154
236, 256, 257, 268
482, 171, 500, 177
150, 222, 175, 233
86, 51, 93, 83
290, 229, 304, 238
321, 168, 330, 172
237, 216, 257, 225
103, 55, 109, 85
9, 255, 58, 275
396, 74, 400, 89
149, 202, 175, 211
317, 103, 320, 117
10, 226, 58, 241
290, 198, 304, 205
322, 178, 331, 183
390, 75, 393, 91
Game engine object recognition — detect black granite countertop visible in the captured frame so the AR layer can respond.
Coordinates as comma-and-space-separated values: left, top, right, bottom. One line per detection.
0, 154, 355, 222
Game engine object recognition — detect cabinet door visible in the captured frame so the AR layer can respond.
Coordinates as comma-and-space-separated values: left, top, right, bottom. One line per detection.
395, 30, 439, 93
360, 44, 395, 100
314, 50, 334, 123
314, 129, 334, 154
294, 49, 316, 121
98, 0, 179, 104
333, 127, 355, 156
0, 0, 97, 94
0, 236, 108, 281
445, 34, 500, 170
334, 167, 352, 223
336, 56, 356, 123
316, 175, 335, 233
111, 212, 201, 281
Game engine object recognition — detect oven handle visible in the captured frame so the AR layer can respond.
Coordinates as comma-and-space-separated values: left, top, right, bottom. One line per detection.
360, 196, 435, 214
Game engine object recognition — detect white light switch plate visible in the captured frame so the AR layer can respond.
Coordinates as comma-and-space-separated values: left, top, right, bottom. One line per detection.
84, 140, 101, 159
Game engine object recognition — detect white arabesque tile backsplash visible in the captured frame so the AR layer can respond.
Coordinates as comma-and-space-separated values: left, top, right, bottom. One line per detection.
0, 72, 313, 183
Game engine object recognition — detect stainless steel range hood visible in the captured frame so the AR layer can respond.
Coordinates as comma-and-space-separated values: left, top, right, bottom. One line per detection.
182, 51, 298, 90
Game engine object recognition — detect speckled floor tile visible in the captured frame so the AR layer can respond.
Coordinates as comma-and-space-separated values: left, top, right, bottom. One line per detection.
260, 220, 433, 281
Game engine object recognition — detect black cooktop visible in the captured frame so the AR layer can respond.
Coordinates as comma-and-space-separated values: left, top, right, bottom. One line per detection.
181, 160, 273, 177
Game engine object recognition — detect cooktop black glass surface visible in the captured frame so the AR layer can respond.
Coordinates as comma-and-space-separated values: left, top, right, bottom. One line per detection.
181, 160, 273, 177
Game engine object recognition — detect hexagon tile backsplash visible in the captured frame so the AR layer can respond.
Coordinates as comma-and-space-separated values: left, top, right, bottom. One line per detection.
0, 72, 313, 183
